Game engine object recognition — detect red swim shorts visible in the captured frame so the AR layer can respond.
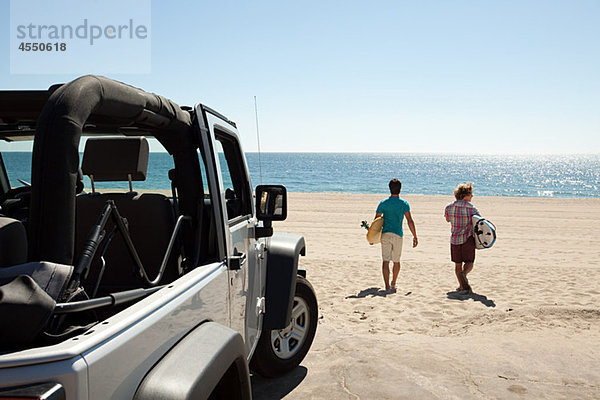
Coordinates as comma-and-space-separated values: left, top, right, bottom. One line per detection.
450, 236, 476, 263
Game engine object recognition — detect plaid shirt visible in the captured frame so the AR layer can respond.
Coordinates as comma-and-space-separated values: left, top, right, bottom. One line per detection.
444, 200, 479, 245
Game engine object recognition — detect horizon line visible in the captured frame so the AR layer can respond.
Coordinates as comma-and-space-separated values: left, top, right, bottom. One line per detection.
2, 149, 599, 156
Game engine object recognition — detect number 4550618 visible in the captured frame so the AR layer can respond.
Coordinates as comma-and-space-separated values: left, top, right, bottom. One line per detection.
18, 42, 67, 51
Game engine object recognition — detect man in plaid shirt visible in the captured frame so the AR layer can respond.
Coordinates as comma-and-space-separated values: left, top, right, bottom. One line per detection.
444, 182, 479, 293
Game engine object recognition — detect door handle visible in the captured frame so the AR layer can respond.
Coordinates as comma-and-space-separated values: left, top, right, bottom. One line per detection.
229, 252, 247, 270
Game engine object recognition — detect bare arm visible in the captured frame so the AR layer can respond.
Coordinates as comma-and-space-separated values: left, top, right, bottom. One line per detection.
405, 212, 418, 247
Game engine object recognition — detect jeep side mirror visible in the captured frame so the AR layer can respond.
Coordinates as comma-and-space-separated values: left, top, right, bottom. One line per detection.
255, 185, 287, 221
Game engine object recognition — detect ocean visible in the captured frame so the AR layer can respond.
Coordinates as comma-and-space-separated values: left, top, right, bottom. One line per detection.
2, 152, 599, 198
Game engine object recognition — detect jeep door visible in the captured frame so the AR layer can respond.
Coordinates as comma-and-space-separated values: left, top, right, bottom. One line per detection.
200, 111, 262, 356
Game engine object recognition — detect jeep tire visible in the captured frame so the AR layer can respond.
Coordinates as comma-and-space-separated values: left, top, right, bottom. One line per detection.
250, 275, 318, 378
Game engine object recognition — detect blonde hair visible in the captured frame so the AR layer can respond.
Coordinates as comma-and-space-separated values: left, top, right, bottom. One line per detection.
454, 182, 473, 200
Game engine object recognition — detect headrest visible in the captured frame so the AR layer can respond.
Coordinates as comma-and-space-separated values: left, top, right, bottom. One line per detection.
81, 137, 149, 182
0, 217, 27, 267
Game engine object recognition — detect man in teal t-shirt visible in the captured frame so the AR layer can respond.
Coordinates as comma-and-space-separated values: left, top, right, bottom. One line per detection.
374, 178, 418, 293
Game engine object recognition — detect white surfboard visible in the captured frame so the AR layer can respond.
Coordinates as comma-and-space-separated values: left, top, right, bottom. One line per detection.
472, 215, 496, 249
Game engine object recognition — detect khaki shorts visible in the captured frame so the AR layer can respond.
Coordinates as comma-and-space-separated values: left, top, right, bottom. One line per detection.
381, 232, 403, 262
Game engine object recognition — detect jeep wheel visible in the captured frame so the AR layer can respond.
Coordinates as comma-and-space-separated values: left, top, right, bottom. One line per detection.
250, 275, 318, 378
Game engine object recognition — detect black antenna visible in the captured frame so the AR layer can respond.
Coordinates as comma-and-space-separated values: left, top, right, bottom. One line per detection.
254, 96, 263, 185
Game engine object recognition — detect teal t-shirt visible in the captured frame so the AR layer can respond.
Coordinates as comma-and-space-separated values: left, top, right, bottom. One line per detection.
376, 196, 411, 237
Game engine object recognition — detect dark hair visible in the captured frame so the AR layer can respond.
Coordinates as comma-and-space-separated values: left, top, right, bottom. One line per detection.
389, 178, 401, 195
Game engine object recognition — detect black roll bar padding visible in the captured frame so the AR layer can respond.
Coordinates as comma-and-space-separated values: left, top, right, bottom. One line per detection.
53, 286, 165, 314
29, 75, 195, 266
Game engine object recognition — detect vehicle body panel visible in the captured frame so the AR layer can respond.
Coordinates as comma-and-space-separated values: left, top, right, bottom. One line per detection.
83, 264, 229, 399
1, 264, 229, 399
0, 356, 88, 399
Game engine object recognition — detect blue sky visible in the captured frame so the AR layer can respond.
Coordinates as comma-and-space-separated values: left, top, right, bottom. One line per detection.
1, 0, 599, 153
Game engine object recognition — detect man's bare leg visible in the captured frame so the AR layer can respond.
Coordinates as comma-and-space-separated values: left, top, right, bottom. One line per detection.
462, 262, 473, 292
382, 261, 390, 290
455, 262, 465, 290
463, 262, 474, 276
391, 262, 401, 288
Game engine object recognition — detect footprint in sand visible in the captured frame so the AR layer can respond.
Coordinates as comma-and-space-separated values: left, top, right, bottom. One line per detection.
353, 310, 368, 320
421, 311, 443, 320
508, 385, 527, 394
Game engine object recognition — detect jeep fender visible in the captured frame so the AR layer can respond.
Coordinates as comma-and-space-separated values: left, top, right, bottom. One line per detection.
263, 232, 306, 330
134, 322, 251, 400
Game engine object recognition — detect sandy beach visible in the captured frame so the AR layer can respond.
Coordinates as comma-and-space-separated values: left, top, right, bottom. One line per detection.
253, 193, 600, 399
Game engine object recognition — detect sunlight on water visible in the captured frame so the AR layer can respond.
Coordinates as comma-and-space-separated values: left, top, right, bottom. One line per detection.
2, 152, 599, 198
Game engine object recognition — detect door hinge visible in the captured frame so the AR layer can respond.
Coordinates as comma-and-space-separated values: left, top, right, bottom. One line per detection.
256, 296, 266, 316
255, 242, 265, 259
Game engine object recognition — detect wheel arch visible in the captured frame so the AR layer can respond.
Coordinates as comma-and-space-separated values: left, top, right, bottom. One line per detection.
133, 321, 251, 400
263, 232, 305, 330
